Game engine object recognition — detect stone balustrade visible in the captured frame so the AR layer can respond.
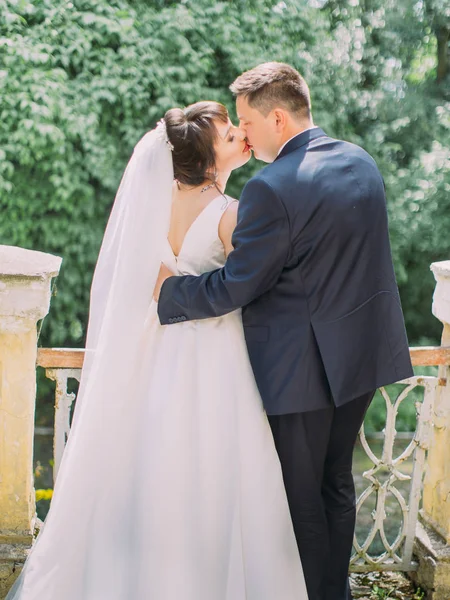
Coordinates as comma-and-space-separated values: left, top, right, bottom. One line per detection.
0, 246, 61, 598
412, 261, 450, 600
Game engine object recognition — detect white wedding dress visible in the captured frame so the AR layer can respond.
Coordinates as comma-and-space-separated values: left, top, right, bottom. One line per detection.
7, 194, 307, 600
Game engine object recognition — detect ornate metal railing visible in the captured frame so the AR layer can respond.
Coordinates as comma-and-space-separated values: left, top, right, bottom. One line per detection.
37, 349, 83, 481
36, 346, 450, 572
352, 376, 440, 572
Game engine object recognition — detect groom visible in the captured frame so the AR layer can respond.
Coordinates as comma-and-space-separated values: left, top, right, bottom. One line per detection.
155, 62, 413, 600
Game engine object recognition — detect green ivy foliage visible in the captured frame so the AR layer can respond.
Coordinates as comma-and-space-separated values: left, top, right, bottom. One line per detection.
1, 0, 449, 349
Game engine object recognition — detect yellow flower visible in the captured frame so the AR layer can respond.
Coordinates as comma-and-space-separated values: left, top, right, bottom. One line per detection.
36, 489, 53, 502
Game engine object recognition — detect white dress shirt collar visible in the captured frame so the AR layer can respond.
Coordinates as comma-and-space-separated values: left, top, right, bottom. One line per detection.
277, 127, 319, 156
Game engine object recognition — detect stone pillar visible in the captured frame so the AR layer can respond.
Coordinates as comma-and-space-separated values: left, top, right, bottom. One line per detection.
0, 246, 62, 598
413, 261, 450, 600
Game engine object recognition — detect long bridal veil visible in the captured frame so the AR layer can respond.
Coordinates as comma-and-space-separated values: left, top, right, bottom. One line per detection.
7, 123, 174, 599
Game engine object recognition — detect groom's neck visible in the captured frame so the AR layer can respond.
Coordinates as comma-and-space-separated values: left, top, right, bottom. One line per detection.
278, 118, 315, 151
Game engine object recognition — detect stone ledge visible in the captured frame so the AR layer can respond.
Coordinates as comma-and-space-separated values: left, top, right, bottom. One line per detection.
0, 534, 33, 551
0, 247, 62, 325
0, 245, 61, 279
431, 261, 450, 280
0, 560, 22, 600
412, 519, 450, 600
431, 261, 450, 326
0, 538, 31, 600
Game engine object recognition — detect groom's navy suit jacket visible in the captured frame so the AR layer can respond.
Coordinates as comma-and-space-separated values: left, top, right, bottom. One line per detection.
158, 128, 413, 415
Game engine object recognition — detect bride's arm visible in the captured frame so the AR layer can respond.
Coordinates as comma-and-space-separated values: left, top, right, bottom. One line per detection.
219, 200, 239, 257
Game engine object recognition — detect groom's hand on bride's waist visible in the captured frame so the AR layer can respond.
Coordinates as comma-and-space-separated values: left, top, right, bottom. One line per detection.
153, 263, 175, 301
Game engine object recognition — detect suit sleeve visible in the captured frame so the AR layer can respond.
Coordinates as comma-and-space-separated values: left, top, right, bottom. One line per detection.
157, 176, 290, 325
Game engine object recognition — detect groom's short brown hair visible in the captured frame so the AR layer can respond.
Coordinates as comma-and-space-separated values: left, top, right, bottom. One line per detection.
230, 62, 311, 119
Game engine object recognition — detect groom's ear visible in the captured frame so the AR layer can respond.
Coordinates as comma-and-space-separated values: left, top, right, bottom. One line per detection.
273, 108, 287, 131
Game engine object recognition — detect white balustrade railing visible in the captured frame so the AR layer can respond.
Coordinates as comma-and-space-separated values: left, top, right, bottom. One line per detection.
36, 347, 449, 573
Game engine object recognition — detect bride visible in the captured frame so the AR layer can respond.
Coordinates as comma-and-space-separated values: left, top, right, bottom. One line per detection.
6, 101, 308, 600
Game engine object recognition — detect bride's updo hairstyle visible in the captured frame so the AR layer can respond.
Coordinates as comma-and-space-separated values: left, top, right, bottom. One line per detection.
164, 101, 229, 187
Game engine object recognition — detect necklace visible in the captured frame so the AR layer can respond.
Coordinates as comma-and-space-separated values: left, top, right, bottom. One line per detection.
201, 181, 217, 193
175, 180, 221, 194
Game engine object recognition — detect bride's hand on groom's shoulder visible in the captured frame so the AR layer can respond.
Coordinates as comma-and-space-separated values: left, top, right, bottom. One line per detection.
153, 263, 175, 301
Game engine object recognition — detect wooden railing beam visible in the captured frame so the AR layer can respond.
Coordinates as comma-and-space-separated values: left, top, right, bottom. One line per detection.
36, 346, 450, 370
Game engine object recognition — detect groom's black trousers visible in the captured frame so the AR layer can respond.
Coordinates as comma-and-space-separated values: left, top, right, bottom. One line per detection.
268, 391, 375, 600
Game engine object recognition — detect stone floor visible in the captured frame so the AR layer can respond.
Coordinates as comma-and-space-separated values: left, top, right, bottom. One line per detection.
350, 571, 425, 599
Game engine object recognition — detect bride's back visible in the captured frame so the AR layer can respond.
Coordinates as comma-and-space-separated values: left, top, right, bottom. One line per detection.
168, 184, 225, 257
164, 185, 237, 277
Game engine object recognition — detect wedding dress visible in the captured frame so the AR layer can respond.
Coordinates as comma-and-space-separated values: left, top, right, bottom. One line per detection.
6, 128, 308, 600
